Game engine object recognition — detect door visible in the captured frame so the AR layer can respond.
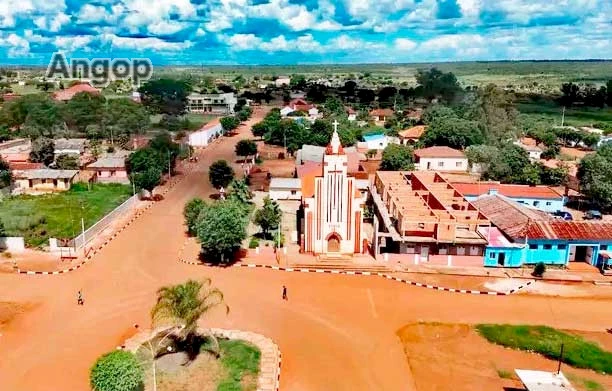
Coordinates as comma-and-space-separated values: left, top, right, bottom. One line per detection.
327, 234, 341, 253
498, 252, 506, 266
574, 246, 587, 262
420, 246, 429, 260
427, 162, 432, 170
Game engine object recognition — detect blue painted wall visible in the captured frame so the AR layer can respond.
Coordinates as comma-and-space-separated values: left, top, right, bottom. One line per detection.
484, 247, 523, 267
465, 194, 565, 213
485, 240, 612, 267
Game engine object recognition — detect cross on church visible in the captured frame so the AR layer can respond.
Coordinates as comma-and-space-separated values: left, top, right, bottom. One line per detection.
332, 120, 339, 133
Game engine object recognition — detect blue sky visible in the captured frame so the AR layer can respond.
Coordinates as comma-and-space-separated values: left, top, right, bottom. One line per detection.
0, 0, 610, 65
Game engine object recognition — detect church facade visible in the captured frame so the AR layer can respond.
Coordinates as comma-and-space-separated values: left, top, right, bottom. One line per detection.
299, 125, 365, 255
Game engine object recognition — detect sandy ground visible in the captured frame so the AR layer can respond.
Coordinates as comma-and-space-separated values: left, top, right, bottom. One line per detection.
0, 109, 612, 391
398, 323, 612, 391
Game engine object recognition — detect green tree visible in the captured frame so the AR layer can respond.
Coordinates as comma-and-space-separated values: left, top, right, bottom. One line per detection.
151, 279, 228, 339
581, 133, 600, 149
253, 196, 282, 238
62, 91, 106, 132
606, 80, 612, 107
380, 144, 415, 171
323, 96, 344, 116
228, 178, 252, 206
467, 84, 518, 143
209, 160, 235, 189
55, 153, 79, 170
235, 139, 257, 159
578, 145, 612, 210
415, 68, 461, 102
29, 137, 55, 166
139, 78, 191, 116
421, 116, 483, 149
21, 96, 63, 138
90, 350, 143, 391
0, 218, 6, 237
102, 98, 150, 138
126, 147, 163, 174
183, 198, 206, 236
0, 156, 11, 188
483, 144, 533, 184
197, 201, 248, 263
251, 122, 267, 139
465, 145, 500, 173
236, 107, 253, 122
220, 116, 240, 133
132, 167, 162, 191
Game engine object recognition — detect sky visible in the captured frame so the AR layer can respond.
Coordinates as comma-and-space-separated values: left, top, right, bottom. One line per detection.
0, 0, 610, 65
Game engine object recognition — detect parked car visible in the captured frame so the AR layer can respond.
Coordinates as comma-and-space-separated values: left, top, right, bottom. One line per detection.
552, 210, 573, 220
584, 210, 603, 220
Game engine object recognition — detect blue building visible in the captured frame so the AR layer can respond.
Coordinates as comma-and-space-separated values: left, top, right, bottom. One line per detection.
474, 195, 612, 272
453, 182, 565, 213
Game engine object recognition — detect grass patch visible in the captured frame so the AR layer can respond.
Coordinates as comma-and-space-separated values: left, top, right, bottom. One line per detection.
476, 324, 612, 374
0, 183, 132, 247
517, 100, 612, 129
496, 369, 514, 379
566, 374, 604, 391
217, 339, 261, 391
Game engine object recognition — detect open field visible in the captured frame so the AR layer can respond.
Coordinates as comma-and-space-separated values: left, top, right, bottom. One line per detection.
398, 322, 612, 391
517, 99, 612, 129
0, 183, 131, 247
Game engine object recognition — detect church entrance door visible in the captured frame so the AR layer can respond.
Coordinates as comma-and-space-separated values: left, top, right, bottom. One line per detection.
327, 234, 341, 253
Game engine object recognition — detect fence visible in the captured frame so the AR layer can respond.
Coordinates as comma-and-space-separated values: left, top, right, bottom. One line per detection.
68, 195, 137, 249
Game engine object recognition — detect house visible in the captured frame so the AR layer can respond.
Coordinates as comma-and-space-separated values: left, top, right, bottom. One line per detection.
346, 107, 357, 121
0, 138, 31, 163
414, 146, 468, 172
275, 76, 291, 87
187, 93, 237, 115
269, 178, 303, 200
53, 83, 100, 101
372, 171, 490, 258
188, 119, 224, 147
359, 133, 399, 150
451, 182, 566, 213
281, 99, 319, 120
85, 156, 129, 184
369, 108, 394, 125
54, 138, 87, 156
13, 169, 78, 194
473, 194, 612, 270
295, 145, 363, 174
514, 140, 543, 160
405, 107, 423, 121
398, 125, 427, 145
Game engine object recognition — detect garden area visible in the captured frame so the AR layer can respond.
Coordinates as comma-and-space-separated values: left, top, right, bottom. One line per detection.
0, 183, 132, 247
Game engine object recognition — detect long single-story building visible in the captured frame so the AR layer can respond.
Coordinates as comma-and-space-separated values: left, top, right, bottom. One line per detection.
188, 119, 224, 147
414, 146, 468, 172
474, 194, 612, 271
13, 169, 79, 194
84, 156, 129, 184
451, 182, 566, 213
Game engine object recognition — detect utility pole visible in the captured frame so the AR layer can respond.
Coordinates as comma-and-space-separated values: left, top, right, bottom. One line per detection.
167, 150, 171, 178
561, 106, 566, 127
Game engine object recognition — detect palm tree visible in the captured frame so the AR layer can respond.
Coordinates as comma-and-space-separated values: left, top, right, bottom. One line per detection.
151, 279, 228, 355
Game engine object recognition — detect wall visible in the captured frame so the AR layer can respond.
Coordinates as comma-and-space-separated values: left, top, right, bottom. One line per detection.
484, 246, 523, 267
269, 188, 301, 200
0, 237, 25, 253
417, 157, 468, 172
464, 195, 564, 213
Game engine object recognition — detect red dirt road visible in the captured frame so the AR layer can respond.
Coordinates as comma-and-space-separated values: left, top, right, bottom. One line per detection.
1, 116, 612, 390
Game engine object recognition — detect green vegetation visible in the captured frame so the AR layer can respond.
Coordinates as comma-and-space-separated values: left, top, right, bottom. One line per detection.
196, 200, 249, 264
496, 369, 513, 379
217, 339, 261, 391
248, 236, 259, 249
0, 156, 11, 188
533, 262, 546, 277
578, 145, 612, 211
0, 183, 132, 247
126, 131, 180, 191
476, 324, 612, 374
253, 196, 282, 239
183, 198, 206, 236
90, 350, 144, 391
566, 374, 604, 391
518, 100, 612, 129
235, 139, 257, 159
208, 160, 235, 190
380, 144, 415, 171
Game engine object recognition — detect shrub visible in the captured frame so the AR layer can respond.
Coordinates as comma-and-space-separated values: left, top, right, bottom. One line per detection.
533, 262, 546, 277
248, 236, 259, 249
90, 350, 143, 391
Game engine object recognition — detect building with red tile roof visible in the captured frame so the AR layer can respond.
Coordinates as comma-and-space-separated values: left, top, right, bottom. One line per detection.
473, 194, 612, 270
53, 83, 100, 101
369, 108, 393, 123
398, 125, 426, 144
451, 182, 565, 213
414, 146, 468, 172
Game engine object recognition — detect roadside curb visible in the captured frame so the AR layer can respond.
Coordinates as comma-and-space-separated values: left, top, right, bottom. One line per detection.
14, 160, 197, 276
179, 260, 534, 295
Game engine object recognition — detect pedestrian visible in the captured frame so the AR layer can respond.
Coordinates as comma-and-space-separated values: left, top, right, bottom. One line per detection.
77, 290, 84, 305
282, 285, 288, 300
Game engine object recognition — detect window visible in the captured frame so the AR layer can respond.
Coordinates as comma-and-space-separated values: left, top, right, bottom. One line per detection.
557, 244, 567, 250
546, 202, 552, 206
601, 245, 608, 251
489, 253, 496, 259
438, 161, 444, 167
418, 223, 425, 229
290, 190, 297, 195
529, 244, 538, 250
543, 244, 552, 250
456, 161, 462, 167
534, 201, 540, 207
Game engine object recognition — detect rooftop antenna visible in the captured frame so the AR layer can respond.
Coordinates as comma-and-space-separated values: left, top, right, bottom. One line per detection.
557, 343, 564, 374
561, 106, 566, 127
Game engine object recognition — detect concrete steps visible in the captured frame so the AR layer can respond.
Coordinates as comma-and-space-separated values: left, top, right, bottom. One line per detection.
291, 262, 391, 273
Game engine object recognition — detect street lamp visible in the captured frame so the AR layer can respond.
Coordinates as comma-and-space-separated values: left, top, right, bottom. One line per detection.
140, 325, 185, 391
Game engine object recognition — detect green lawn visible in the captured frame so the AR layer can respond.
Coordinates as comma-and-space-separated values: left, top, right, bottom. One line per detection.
217, 339, 261, 391
476, 324, 612, 374
0, 183, 132, 247
517, 100, 612, 130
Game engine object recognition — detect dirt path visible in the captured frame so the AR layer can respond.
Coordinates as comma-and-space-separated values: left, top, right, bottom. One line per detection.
0, 111, 611, 391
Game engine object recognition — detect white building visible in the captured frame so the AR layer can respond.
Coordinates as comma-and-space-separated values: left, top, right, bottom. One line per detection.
187, 93, 237, 115
359, 133, 399, 150
188, 119, 224, 147
514, 141, 543, 160
269, 178, 302, 200
414, 146, 468, 172
275, 76, 291, 87
54, 138, 87, 156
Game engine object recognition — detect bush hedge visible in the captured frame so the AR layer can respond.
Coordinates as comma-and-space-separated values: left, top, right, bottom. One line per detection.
90, 350, 144, 391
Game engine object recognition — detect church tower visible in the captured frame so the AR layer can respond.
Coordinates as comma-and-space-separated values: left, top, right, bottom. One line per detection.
300, 121, 364, 255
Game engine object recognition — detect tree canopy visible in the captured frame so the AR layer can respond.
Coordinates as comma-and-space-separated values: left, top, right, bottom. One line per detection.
139, 78, 191, 116
253, 196, 282, 238
208, 160, 235, 189
235, 139, 257, 158
220, 116, 240, 132
55, 153, 79, 170
0, 156, 11, 188
90, 350, 143, 391
29, 137, 55, 166
578, 145, 612, 210
196, 200, 248, 263
61, 92, 106, 132
183, 198, 207, 236
380, 144, 415, 171
415, 68, 461, 103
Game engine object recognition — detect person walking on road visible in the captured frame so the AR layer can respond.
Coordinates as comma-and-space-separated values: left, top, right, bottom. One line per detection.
77, 290, 84, 305
282, 285, 288, 300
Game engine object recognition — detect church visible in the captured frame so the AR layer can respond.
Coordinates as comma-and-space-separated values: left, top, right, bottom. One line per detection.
299, 123, 365, 255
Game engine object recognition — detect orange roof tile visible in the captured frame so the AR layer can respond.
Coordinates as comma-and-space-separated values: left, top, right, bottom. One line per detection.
369, 108, 394, 117
414, 146, 465, 158
398, 125, 427, 139
452, 182, 563, 200
53, 83, 100, 101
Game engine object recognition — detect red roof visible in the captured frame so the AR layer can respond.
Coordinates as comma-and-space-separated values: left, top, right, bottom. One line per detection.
452, 182, 563, 200
398, 125, 427, 139
288, 99, 314, 112
53, 83, 100, 101
369, 108, 393, 117
8, 162, 44, 171
414, 146, 465, 158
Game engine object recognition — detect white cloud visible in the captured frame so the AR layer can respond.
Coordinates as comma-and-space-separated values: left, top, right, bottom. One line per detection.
0, 33, 31, 57
54, 35, 94, 52
456, 0, 482, 18
77, 4, 113, 24
34, 12, 70, 32
148, 20, 185, 35
330, 34, 384, 50
394, 38, 417, 51
103, 34, 194, 51
122, 0, 196, 33
224, 34, 262, 51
